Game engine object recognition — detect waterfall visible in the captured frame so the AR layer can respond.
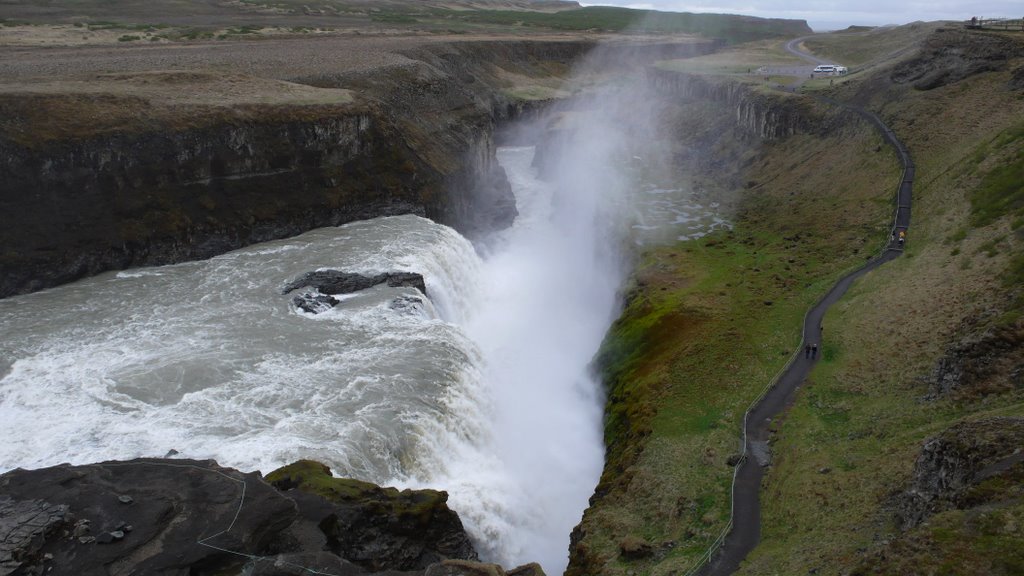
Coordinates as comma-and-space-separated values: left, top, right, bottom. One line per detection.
0, 94, 727, 576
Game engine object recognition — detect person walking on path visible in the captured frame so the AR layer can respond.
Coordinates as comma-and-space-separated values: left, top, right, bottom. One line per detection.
805, 343, 811, 359
811, 343, 818, 359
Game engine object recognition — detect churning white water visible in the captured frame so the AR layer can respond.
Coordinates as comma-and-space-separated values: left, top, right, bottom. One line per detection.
0, 216, 488, 482
0, 140, 726, 574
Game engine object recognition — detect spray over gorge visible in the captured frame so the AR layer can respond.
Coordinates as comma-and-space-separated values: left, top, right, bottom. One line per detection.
0, 41, 729, 575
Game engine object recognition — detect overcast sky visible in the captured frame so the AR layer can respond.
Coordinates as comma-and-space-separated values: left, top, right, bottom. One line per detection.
580, 1, 1022, 31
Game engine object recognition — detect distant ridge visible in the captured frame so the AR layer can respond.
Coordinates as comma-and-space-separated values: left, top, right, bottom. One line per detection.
1, 0, 809, 42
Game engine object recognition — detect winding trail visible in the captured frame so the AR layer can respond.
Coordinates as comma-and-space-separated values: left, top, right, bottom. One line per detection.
691, 40, 914, 576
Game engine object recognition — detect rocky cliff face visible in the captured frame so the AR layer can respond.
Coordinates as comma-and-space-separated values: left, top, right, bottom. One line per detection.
0, 38, 605, 298
925, 321, 1024, 399
892, 28, 1024, 91
0, 458, 544, 576
0, 93, 516, 298
266, 460, 477, 572
0, 106, 426, 297
895, 417, 1024, 530
646, 69, 819, 140
0, 35, 729, 298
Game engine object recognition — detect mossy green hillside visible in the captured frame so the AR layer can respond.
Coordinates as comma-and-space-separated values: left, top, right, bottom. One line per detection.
970, 121, 1024, 230
737, 28, 1024, 576
266, 460, 449, 524
569, 92, 898, 575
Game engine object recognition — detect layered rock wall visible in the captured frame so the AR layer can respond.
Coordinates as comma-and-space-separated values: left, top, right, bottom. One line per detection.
0, 108, 429, 297
646, 68, 818, 140
0, 37, 729, 298
0, 39, 601, 298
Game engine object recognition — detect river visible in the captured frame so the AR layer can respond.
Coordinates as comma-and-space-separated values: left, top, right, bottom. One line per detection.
0, 142, 727, 573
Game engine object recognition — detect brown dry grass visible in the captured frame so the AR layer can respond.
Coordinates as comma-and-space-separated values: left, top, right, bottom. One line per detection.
802, 21, 944, 68
0, 29, 597, 145
656, 38, 806, 76
0, 71, 354, 107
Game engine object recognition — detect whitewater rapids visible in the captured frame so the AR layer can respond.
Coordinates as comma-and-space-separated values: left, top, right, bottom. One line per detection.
0, 144, 726, 573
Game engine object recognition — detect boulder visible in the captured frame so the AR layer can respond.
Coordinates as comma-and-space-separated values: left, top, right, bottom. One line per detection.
282, 271, 426, 298
0, 458, 495, 575
0, 458, 297, 576
895, 417, 1024, 529
618, 535, 653, 560
389, 295, 426, 315
385, 272, 427, 294
283, 271, 428, 314
293, 293, 341, 314
266, 460, 478, 572
424, 560, 505, 576
507, 563, 547, 576
283, 271, 390, 296
925, 323, 1024, 399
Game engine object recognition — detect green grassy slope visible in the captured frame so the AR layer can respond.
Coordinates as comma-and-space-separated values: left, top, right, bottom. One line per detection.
572, 28, 1024, 576
740, 29, 1024, 575
568, 81, 900, 575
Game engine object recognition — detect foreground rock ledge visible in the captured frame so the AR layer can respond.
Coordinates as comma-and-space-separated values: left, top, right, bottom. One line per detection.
0, 458, 545, 576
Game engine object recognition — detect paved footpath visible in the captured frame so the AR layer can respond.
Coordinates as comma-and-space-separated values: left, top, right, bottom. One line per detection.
693, 39, 914, 576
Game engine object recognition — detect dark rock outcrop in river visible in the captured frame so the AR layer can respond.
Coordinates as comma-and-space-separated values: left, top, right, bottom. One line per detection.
0, 457, 499, 576
283, 271, 427, 297
283, 270, 427, 314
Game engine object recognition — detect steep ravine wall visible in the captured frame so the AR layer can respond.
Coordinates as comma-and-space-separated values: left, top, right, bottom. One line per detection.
0, 40, 594, 298
0, 108, 439, 297
646, 68, 820, 140
565, 71, 836, 576
0, 37, 727, 298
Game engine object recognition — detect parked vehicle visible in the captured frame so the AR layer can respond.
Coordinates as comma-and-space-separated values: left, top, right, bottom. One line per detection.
812, 64, 848, 76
